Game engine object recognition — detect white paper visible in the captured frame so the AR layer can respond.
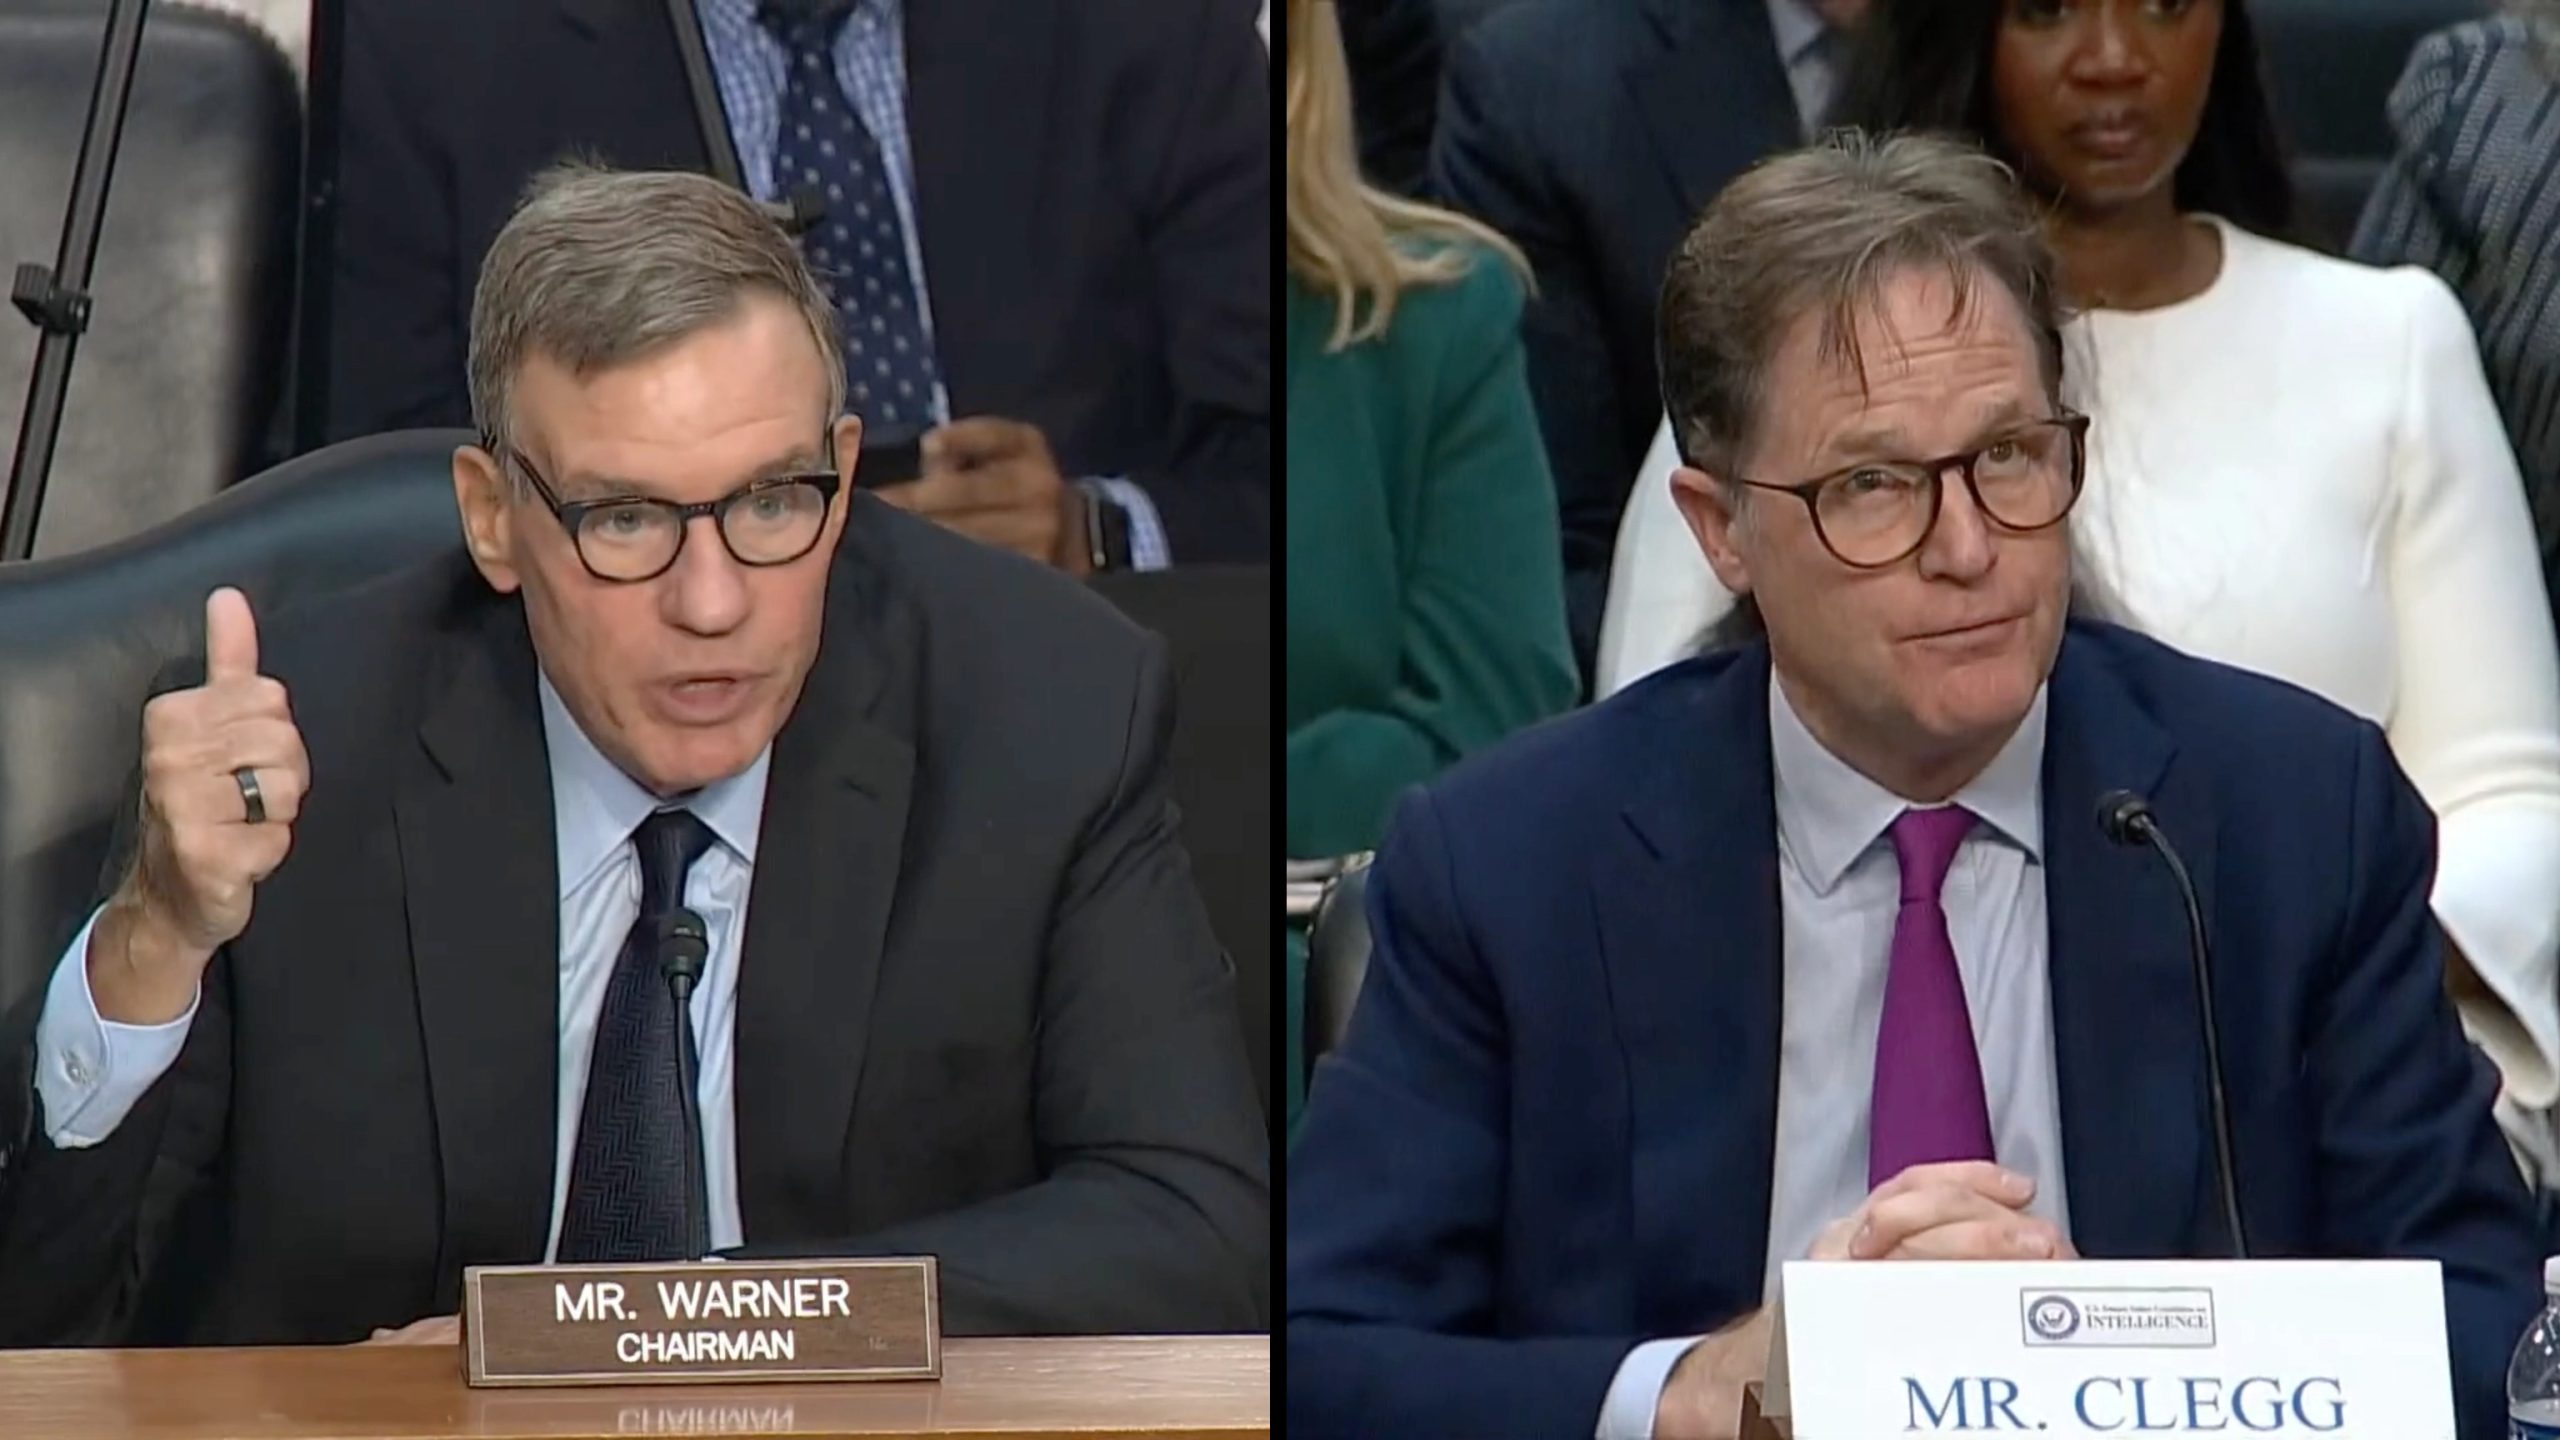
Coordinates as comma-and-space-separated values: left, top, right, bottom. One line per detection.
1773, 1259, 2454, 1438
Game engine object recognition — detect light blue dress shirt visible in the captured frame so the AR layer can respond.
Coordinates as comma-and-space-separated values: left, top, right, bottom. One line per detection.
1594, 678, 2072, 1439
33, 672, 773, 1260
692, 0, 1171, 569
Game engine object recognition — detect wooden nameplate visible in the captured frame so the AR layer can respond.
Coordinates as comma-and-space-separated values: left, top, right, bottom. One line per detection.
462, 1256, 939, 1387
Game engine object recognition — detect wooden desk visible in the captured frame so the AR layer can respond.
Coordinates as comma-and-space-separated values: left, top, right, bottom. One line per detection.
0, 1335, 1268, 1440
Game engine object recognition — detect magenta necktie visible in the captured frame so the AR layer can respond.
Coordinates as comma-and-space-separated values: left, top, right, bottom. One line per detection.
1868, 805, 1997, 1190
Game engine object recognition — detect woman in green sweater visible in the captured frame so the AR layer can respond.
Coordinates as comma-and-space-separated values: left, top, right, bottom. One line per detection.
1284, 0, 1578, 1133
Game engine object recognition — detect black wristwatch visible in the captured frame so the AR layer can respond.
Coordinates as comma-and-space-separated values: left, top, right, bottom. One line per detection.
1079, 481, 1134, 573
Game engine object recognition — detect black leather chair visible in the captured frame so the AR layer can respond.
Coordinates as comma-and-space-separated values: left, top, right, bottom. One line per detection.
0, 429, 467, 1008
1305, 856, 1374, 1067
2253, 0, 2489, 254
1090, 566, 1274, 1126
0, 1, 301, 557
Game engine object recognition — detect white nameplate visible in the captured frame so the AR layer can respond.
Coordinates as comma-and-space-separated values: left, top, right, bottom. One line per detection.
1765, 1259, 2452, 1438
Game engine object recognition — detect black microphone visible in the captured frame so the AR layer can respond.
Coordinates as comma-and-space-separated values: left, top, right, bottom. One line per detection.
775, 183, 829, 236
2095, 790, 2248, 1259
656, 907, 713, 1258
658, 907, 710, 1002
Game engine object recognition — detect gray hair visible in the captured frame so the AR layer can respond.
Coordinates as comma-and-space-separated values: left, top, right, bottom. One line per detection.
467, 162, 844, 454
1656, 129, 2065, 480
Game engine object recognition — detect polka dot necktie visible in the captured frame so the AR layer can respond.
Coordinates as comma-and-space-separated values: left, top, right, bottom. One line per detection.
757, 0, 940, 443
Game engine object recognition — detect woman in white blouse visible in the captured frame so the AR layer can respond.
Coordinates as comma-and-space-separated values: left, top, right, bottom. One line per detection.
1602, 0, 2560, 1185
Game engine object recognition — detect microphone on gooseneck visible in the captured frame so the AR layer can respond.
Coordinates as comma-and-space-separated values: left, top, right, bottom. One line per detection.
2096, 790, 2248, 1259
658, 907, 710, 1005
656, 907, 713, 1257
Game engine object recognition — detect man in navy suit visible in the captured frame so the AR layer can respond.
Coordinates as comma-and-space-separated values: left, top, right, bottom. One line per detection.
1288, 132, 2542, 1440
1432, 0, 1865, 674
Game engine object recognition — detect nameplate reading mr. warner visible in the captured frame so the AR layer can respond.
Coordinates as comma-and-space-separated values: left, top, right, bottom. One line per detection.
463, 1257, 940, 1387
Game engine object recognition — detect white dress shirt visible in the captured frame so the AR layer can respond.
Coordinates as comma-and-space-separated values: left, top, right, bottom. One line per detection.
1596, 679, 2071, 1439
33, 672, 770, 1259
1596, 219, 2560, 1182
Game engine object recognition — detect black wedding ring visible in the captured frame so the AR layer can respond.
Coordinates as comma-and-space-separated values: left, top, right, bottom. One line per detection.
234, 766, 266, 825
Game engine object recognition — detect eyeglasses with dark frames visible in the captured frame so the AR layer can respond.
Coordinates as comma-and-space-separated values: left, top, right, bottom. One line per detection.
1723, 411, 2092, 570
495, 442, 844, 583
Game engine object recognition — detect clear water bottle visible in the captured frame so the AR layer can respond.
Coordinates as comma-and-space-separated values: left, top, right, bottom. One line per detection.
2512, 1257, 2560, 1438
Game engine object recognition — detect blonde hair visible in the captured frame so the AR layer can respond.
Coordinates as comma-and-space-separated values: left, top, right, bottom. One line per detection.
1284, 0, 1530, 350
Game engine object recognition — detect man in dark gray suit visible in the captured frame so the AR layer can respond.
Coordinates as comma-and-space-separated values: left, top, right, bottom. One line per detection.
0, 166, 1265, 1346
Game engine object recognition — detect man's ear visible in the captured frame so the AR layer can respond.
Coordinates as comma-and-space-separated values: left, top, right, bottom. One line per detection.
1670, 465, 1754, 598
830, 413, 865, 519
453, 444, 522, 595
819, 412, 866, 559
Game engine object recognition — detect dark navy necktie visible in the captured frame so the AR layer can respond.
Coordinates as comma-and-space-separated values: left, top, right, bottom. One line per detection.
557, 808, 716, 1263
758, 0, 941, 443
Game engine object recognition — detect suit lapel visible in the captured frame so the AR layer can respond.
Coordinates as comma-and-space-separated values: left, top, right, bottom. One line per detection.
396, 598, 560, 1303
1625, 0, 1802, 224
1603, 653, 1783, 1329
442, 0, 721, 302
2041, 631, 2215, 1257
545, 0, 718, 172
903, 0, 1055, 404
734, 515, 917, 1240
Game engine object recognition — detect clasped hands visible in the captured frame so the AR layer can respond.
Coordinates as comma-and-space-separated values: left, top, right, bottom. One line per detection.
1653, 1161, 2075, 1440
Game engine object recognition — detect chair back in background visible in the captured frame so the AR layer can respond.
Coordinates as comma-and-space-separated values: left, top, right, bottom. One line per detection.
1090, 566, 1274, 1127
1306, 859, 1373, 1067
0, 429, 466, 1009
2254, 0, 2490, 253
0, 1, 300, 558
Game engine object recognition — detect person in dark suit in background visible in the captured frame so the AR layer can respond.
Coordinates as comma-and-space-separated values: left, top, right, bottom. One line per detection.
1431, 0, 1866, 677
1429, 0, 1522, 45
1336, 0, 1445, 197
1288, 133, 2539, 1440
0, 166, 1266, 1347
323, 0, 1269, 572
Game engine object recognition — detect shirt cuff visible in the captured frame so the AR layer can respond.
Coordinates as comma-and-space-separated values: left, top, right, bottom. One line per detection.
1598, 1336, 1705, 1440
1086, 476, 1171, 572
34, 907, 200, 1149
